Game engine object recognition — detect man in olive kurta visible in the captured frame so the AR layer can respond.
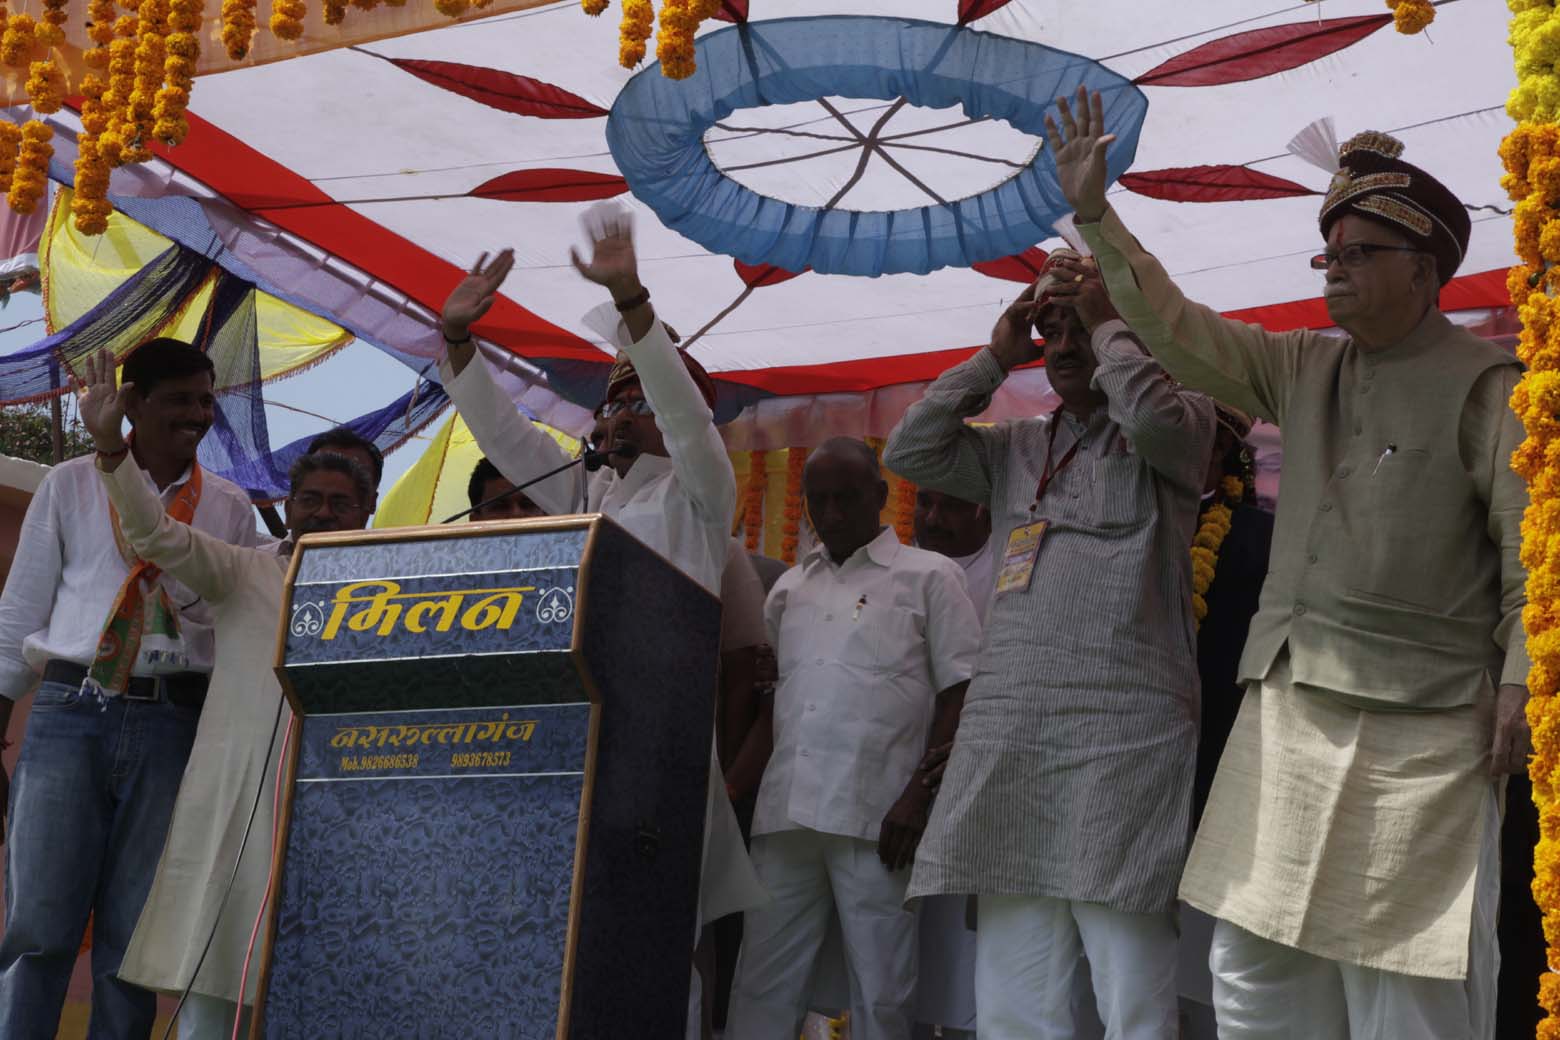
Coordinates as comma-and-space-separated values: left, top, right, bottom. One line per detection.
1046, 90, 1528, 1039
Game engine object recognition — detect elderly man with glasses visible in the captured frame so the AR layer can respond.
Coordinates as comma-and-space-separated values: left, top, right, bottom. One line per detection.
1047, 89, 1526, 1039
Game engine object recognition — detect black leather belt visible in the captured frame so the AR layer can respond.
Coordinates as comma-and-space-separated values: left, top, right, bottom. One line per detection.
42, 659, 208, 709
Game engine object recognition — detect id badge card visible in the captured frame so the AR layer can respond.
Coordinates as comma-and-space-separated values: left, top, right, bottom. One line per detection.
995, 519, 1049, 595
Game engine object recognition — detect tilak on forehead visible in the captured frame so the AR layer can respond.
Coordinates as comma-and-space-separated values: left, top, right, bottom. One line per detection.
1319, 130, 1470, 286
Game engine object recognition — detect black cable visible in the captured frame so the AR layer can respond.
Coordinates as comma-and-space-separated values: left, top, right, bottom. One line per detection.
441, 448, 614, 524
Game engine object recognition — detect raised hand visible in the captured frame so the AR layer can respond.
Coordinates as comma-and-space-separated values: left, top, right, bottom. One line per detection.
441, 249, 515, 343
569, 206, 642, 300
74, 348, 132, 452
1044, 85, 1115, 224
987, 281, 1043, 372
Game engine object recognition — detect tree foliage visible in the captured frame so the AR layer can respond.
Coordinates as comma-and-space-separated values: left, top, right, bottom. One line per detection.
0, 403, 93, 466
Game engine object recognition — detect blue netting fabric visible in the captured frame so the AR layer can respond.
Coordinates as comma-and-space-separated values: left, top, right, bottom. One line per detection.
607, 15, 1147, 277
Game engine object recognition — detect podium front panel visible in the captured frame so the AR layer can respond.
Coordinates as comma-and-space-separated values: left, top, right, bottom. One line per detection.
257, 517, 719, 1040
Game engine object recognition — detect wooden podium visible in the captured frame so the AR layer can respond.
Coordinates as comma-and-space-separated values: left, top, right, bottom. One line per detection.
252, 515, 720, 1039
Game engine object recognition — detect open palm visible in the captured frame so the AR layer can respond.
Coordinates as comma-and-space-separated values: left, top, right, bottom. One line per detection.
75, 348, 132, 448
442, 249, 515, 338
1044, 86, 1115, 223
570, 207, 639, 292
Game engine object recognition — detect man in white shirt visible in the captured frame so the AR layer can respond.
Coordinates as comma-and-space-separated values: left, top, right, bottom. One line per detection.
726, 437, 982, 1040
0, 339, 260, 1040
913, 489, 994, 624
437, 209, 764, 1039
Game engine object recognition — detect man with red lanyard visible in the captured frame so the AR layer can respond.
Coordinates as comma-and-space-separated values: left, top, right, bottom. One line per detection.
0, 338, 260, 1039
885, 252, 1214, 1038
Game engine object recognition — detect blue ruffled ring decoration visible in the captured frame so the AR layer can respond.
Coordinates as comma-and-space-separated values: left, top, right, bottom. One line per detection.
607, 16, 1148, 278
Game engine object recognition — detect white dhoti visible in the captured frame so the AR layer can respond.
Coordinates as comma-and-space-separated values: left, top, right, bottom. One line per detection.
972, 893, 1178, 1040
727, 830, 918, 1040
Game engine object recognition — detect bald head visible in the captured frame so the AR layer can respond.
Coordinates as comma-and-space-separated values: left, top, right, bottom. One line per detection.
805, 437, 888, 564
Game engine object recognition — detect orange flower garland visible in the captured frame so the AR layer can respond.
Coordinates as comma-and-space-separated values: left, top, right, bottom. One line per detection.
1, 13, 36, 67
781, 447, 807, 565
8, 120, 51, 215
124, 0, 169, 165
98, 16, 138, 167
36, 0, 66, 46
1386, 0, 1435, 34
85, 0, 116, 66
0, 120, 22, 198
891, 474, 916, 545
25, 59, 65, 114
743, 449, 767, 553
1189, 478, 1241, 628
220, 0, 255, 60
270, 0, 305, 39
582, 0, 609, 13
1501, 5, 1560, 1027
618, 0, 653, 67
153, 0, 200, 145
72, 137, 112, 235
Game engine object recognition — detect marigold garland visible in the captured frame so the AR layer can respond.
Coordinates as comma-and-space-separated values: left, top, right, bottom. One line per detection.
220, 0, 255, 60
25, 59, 64, 115
153, 0, 200, 145
1, 12, 36, 67
618, 0, 653, 67
85, 0, 116, 66
891, 473, 917, 545
743, 449, 766, 554
36, 0, 66, 46
1386, 0, 1435, 34
270, 0, 305, 39
1189, 478, 1242, 628
0, 120, 22, 198
781, 447, 807, 565
8, 120, 51, 215
1506, 1, 1560, 1032
582, 0, 609, 13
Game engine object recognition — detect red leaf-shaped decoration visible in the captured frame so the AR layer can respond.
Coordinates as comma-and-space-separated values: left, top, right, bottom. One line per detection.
388, 58, 608, 118
734, 260, 807, 288
468, 170, 629, 203
972, 247, 1049, 284
1120, 165, 1318, 203
1135, 14, 1392, 88
713, 0, 748, 22
957, 0, 1015, 24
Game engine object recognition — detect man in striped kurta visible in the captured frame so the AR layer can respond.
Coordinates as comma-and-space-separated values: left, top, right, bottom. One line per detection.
885, 252, 1215, 1038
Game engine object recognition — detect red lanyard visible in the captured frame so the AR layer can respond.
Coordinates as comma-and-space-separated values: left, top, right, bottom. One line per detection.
1034, 406, 1082, 506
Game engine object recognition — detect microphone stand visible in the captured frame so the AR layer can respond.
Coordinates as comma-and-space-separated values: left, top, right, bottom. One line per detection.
441, 448, 617, 524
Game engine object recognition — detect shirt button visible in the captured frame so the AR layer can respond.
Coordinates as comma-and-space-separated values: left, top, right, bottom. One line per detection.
807, 703, 816, 712
1320, 502, 1333, 512
800, 749, 810, 758
1360, 385, 1371, 395
1307, 553, 1318, 564
1336, 465, 1351, 478
1294, 604, 1307, 616
1354, 422, 1363, 436
815, 658, 824, 665
823, 613, 834, 621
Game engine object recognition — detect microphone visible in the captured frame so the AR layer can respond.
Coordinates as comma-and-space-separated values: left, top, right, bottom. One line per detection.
442, 447, 623, 524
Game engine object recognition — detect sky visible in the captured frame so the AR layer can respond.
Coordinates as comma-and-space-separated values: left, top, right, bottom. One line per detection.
0, 289, 436, 495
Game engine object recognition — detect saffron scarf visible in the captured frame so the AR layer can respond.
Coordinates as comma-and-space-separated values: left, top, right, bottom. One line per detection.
87, 461, 203, 692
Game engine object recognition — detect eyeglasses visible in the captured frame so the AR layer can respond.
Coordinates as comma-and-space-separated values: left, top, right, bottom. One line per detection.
291, 492, 364, 514
599, 397, 653, 419
1310, 243, 1424, 271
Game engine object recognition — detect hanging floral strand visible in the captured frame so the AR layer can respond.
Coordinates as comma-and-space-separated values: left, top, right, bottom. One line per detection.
743, 449, 767, 554
781, 447, 807, 565
220, 0, 255, 60
36, 0, 66, 46
891, 474, 916, 545
154, 0, 201, 145
1503, 0, 1560, 1031
1385, 0, 1435, 34
8, 120, 52, 214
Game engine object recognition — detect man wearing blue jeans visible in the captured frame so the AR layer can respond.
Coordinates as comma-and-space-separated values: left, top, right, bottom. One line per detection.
0, 339, 259, 1039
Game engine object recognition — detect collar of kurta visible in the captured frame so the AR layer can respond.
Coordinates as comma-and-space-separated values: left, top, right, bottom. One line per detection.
1351, 306, 1453, 361
806, 526, 901, 571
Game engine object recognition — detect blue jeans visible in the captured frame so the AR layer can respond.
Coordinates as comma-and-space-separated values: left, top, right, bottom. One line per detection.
0, 679, 200, 1040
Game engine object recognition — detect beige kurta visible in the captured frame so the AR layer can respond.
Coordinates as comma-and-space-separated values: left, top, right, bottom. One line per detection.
98, 461, 290, 1004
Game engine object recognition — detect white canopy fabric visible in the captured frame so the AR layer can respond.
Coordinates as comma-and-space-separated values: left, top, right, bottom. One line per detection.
30, 0, 1517, 441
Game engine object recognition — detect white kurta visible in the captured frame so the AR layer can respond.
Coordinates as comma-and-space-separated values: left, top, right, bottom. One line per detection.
443, 313, 764, 924
99, 461, 291, 1005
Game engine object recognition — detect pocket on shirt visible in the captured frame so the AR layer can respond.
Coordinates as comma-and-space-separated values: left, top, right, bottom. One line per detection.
843, 602, 924, 676
1351, 448, 1445, 610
